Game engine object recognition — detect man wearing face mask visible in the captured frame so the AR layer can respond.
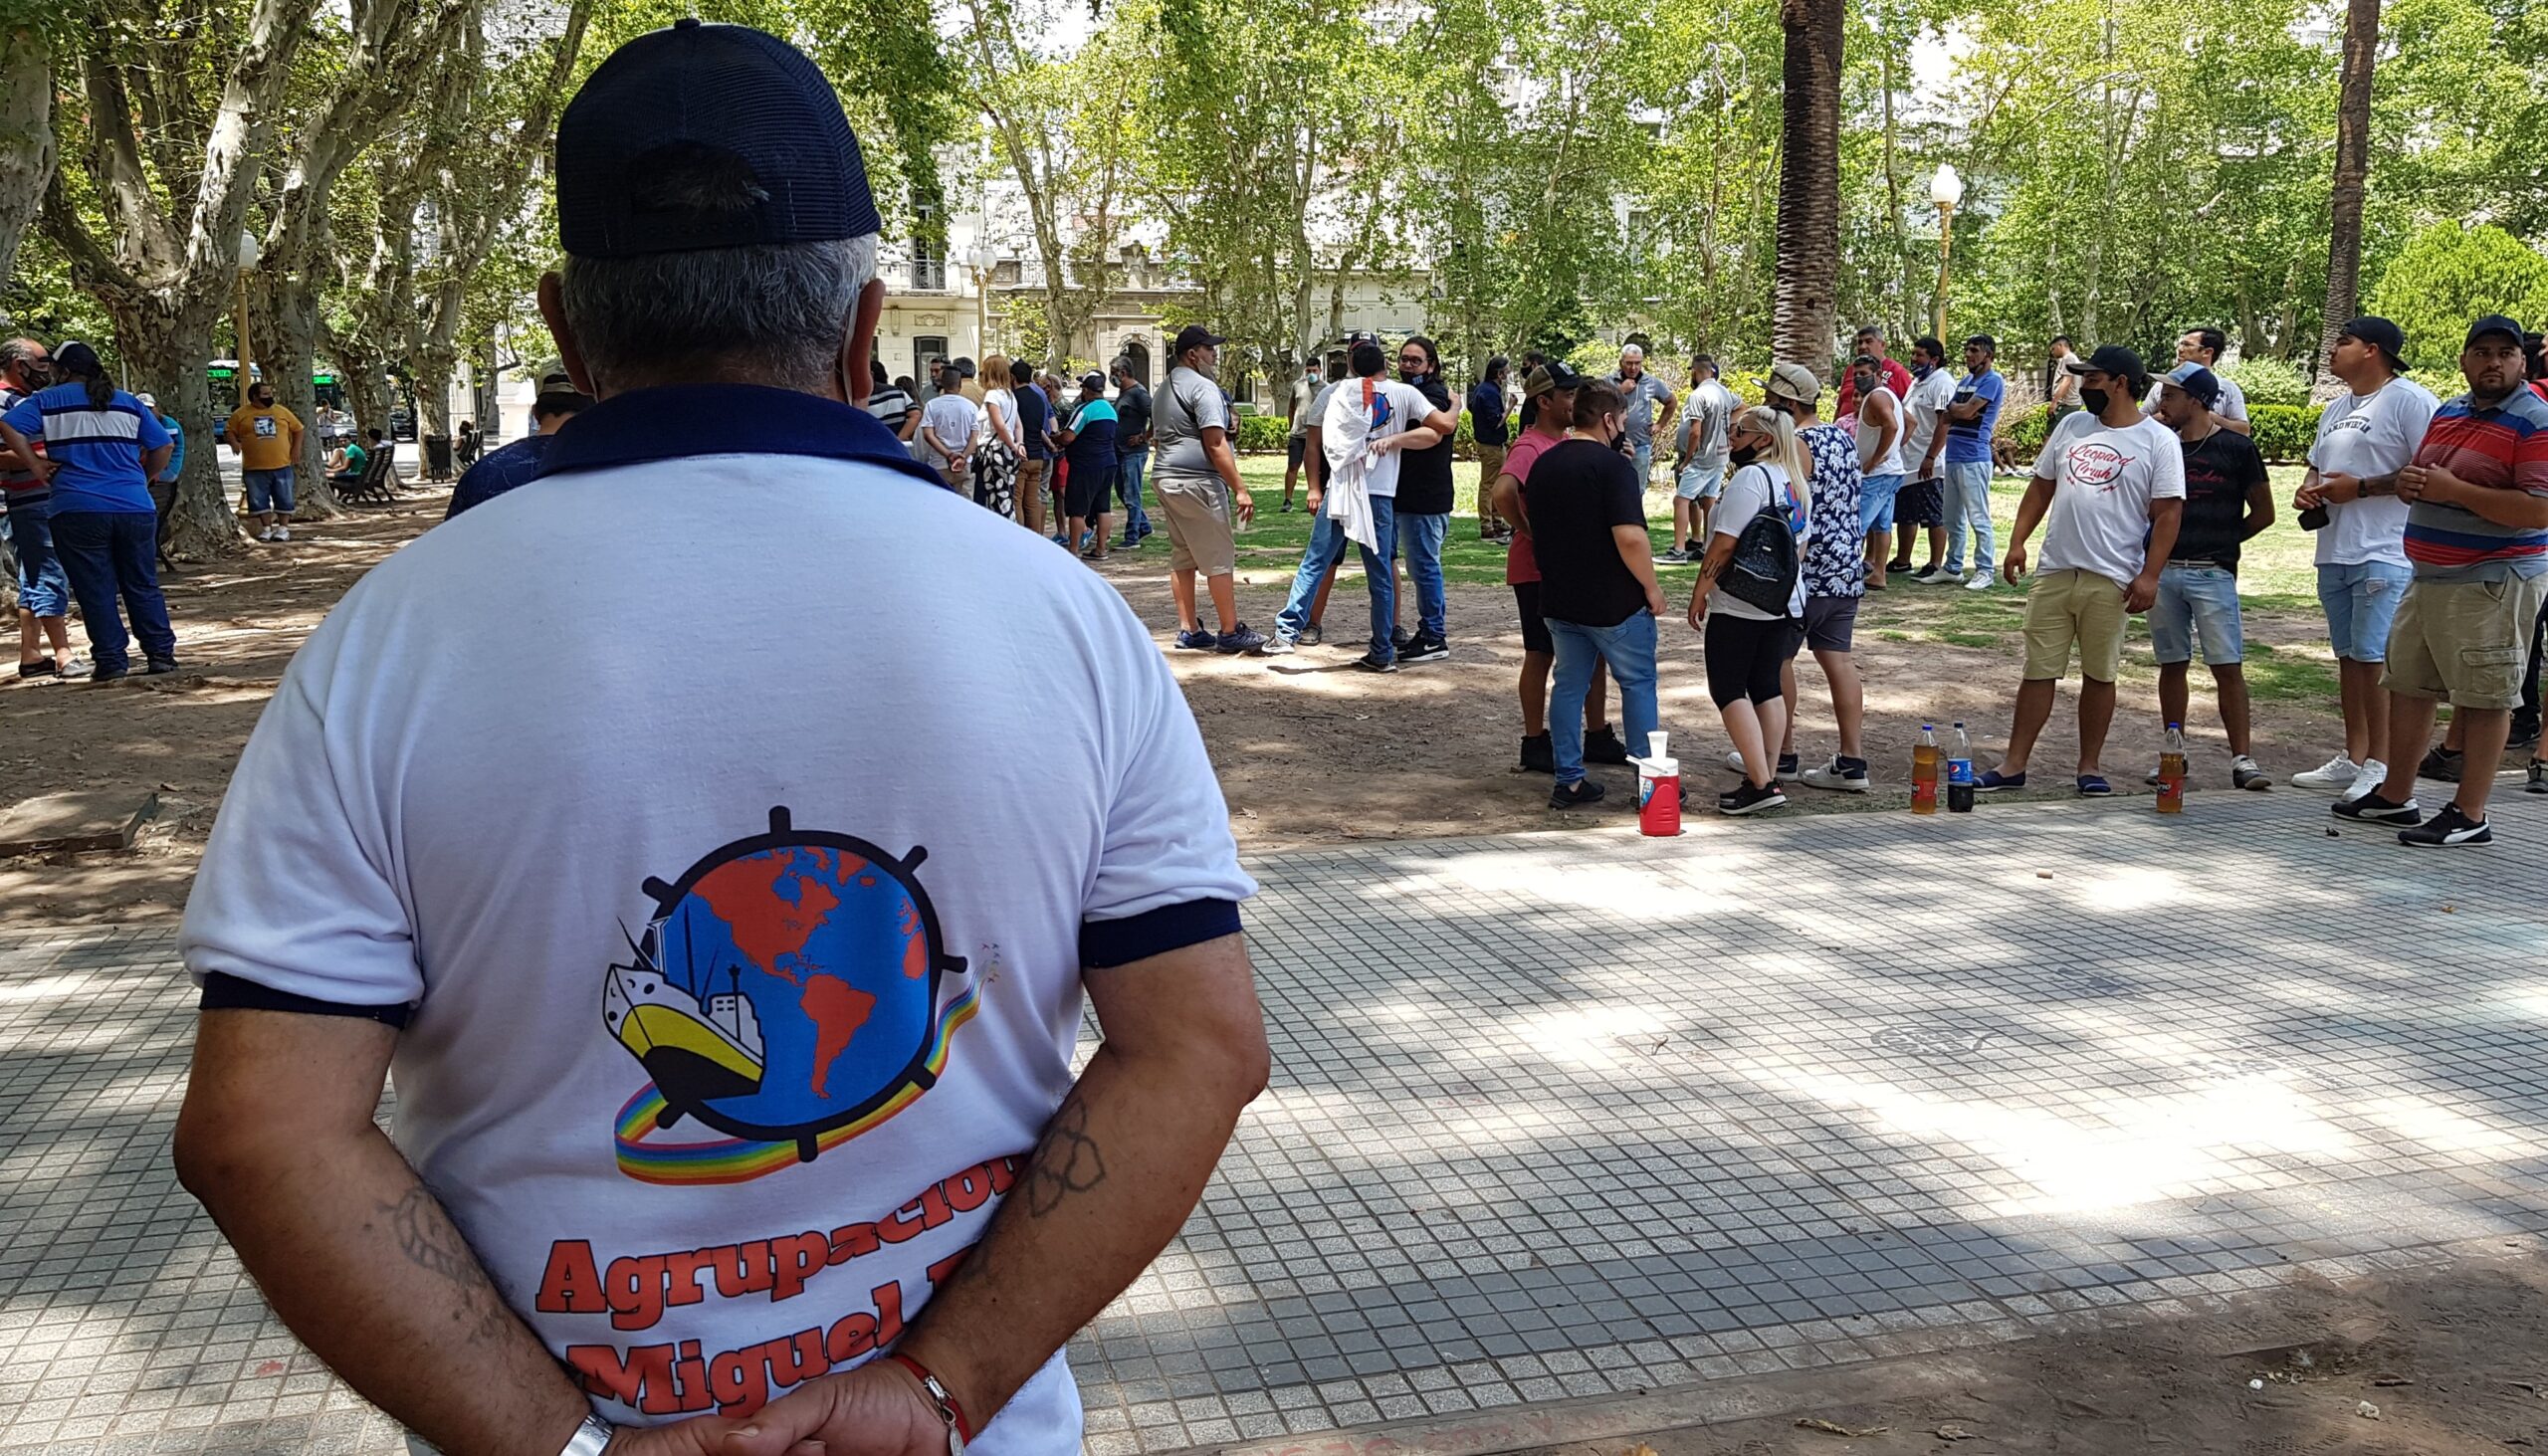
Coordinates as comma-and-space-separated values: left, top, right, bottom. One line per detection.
223, 379, 306, 542
1983, 344, 2184, 796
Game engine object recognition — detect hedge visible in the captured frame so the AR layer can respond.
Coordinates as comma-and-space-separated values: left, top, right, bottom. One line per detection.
2247, 404, 2321, 464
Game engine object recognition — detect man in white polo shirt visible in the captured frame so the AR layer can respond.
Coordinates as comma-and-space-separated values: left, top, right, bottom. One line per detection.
172, 23, 1268, 1456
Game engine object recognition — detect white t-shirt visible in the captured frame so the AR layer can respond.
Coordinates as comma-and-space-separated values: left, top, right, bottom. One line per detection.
2033, 411, 2189, 588
1709, 460, 1808, 621
1854, 385, 1906, 479
179, 402, 1254, 1449
2306, 376, 2442, 568
1901, 367, 1958, 476
1320, 376, 1434, 500
2142, 372, 2249, 421
916, 394, 978, 470
981, 387, 1018, 450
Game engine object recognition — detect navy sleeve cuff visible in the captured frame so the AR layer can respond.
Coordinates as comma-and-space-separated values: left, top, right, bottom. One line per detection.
200, 971, 414, 1029
1081, 899, 1243, 969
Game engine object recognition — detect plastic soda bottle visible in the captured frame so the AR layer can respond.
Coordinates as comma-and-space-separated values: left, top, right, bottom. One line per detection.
1947, 722, 1976, 813
2157, 722, 2188, 814
1911, 724, 1940, 815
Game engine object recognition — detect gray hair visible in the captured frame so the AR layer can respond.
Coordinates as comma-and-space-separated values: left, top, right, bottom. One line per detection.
558, 232, 877, 392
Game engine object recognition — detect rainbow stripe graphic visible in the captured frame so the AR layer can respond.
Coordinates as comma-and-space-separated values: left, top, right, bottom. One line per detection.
614, 985, 980, 1185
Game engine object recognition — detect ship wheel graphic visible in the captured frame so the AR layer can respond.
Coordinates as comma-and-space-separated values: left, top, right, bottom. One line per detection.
605, 807, 972, 1166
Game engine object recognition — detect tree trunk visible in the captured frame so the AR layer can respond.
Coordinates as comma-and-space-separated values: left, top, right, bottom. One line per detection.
2315, 0, 2379, 399
255, 273, 345, 518
1773, 0, 1844, 375
338, 346, 393, 448
0, 25, 53, 322
117, 302, 244, 561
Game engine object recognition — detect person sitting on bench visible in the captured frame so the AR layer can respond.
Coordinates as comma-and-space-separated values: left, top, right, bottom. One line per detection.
329, 428, 380, 490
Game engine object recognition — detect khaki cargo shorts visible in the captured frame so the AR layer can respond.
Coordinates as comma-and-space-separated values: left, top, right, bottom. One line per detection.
2382, 572, 2548, 710
1155, 471, 1236, 575
2020, 568, 2129, 683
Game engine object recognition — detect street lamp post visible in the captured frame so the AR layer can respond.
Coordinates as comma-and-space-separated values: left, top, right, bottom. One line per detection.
1929, 163, 1964, 342
965, 243, 998, 358
234, 229, 262, 380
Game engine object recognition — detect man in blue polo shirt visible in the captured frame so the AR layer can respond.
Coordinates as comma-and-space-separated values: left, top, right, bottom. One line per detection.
1926, 332, 2005, 589
443, 387, 593, 519
172, 23, 1267, 1456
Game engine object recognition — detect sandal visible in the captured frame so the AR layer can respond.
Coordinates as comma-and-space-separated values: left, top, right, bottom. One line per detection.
2076, 774, 2113, 797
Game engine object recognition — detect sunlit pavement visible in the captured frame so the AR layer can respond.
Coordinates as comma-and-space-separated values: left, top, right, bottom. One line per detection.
5, 784, 2547, 1452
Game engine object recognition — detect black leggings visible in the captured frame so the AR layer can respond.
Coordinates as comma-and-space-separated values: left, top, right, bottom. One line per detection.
1705, 610, 1804, 708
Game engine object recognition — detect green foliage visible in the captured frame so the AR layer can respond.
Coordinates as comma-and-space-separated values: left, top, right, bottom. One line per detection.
2218, 357, 2312, 408
2366, 224, 2548, 372
1233, 413, 1289, 453
1996, 402, 2051, 455
2247, 404, 2324, 464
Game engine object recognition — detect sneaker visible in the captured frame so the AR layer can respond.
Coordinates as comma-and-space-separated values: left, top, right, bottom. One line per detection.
1174, 628, 1218, 651
1660, 546, 1695, 564
59, 657, 90, 679
1117, 533, 1141, 549
1351, 651, 1397, 674
1963, 571, 1993, 590
2528, 760, 2546, 795
1976, 769, 2025, 792
1885, 558, 1915, 575
274, 525, 291, 541
2417, 746, 2464, 783
1254, 634, 1296, 657
88, 662, 129, 683
1280, 501, 1295, 514
2333, 793, 2422, 825
1400, 632, 1449, 663
1215, 624, 1266, 655
1913, 565, 1958, 585
2292, 754, 2362, 792
1800, 756, 1871, 793
256, 525, 276, 542
1298, 624, 1324, 648
1519, 733, 1555, 773
2339, 759, 2389, 803
2513, 724, 2542, 752
1391, 627, 1413, 654
2230, 755, 2271, 791
1584, 726, 1633, 765
144, 658, 182, 676
2399, 803, 2491, 847
1718, 780, 1788, 815
1550, 779, 1606, 808
1722, 749, 1801, 781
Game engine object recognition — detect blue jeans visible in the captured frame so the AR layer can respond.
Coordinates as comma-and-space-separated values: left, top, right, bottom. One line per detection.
1941, 459, 1995, 575
1631, 441, 1654, 488
1549, 613, 1660, 786
1276, 507, 1349, 641
4, 509, 70, 618
1858, 473, 1905, 534
2317, 560, 2412, 662
2150, 561, 2244, 665
1116, 454, 1151, 538
1401, 512, 1448, 639
244, 467, 296, 515
51, 511, 176, 671
1274, 499, 1397, 657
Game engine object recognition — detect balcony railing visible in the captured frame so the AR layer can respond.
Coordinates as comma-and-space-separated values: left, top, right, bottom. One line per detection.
909, 258, 949, 292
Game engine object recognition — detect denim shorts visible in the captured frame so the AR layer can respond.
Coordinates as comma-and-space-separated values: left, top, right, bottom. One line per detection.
2149, 561, 2243, 666
1857, 473, 1905, 534
244, 467, 296, 515
2317, 559, 2413, 663
1675, 463, 1725, 502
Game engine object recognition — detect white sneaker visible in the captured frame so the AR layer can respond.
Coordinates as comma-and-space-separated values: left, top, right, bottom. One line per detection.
1800, 757, 1872, 793
1914, 566, 1957, 585
274, 525, 291, 541
2339, 758, 2388, 803
256, 525, 276, 542
2291, 754, 2361, 792
1964, 571, 1994, 590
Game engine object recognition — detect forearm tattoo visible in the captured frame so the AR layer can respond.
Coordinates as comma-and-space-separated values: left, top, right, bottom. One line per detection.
1023, 1097, 1108, 1218
379, 1185, 515, 1345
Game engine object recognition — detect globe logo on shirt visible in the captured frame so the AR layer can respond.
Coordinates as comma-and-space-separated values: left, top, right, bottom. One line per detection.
2067, 442, 2132, 491
604, 807, 975, 1174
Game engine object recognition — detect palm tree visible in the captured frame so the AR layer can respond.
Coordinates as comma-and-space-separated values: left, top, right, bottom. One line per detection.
2314, 0, 2379, 398
1773, 0, 1844, 375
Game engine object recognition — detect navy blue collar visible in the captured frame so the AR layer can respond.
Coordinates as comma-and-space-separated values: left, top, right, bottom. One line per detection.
536, 382, 946, 490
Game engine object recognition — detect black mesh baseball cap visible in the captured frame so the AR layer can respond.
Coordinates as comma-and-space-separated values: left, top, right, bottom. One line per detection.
555, 20, 881, 258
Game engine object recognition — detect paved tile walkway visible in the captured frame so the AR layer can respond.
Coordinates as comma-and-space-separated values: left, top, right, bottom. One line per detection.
6, 787, 2548, 1453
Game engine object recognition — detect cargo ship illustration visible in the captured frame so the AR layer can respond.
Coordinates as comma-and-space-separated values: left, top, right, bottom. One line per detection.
605, 949, 766, 1110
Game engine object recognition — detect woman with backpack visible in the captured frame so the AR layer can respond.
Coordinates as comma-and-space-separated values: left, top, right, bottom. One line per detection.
1688, 403, 1811, 814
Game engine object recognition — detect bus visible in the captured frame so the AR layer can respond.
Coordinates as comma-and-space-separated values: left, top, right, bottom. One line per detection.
206, 361, 347, 417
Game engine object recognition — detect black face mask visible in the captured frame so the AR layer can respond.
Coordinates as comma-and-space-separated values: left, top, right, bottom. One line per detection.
1730, 442, 1763, 466
2079, 387, 2110, 415
1400, 364, 1427, 382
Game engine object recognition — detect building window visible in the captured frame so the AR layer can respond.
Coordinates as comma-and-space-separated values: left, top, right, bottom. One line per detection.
912, 258, 948, 291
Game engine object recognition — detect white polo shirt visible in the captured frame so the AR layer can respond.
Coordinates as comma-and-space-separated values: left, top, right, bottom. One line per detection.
180, 384, 1255, 1449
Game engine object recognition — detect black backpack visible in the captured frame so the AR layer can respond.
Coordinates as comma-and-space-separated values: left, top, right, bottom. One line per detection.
1722, 467, 1802, 615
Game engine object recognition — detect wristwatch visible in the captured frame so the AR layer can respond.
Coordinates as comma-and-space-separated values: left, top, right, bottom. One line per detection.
559, 1413, 616, 1456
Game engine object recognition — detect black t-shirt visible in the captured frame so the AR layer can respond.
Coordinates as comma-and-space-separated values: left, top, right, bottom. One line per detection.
1524, 439, 1650, 627
1013, 385, 1050, 459
1114, 383, 1153, 458
1395, 374, 1457, 515
2172, 428, 2267, 568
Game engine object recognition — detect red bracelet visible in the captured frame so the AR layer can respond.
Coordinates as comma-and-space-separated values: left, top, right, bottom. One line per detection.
885, 1351, 976, 1442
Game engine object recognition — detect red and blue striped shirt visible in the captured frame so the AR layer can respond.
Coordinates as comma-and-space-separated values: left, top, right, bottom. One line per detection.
2404, 387, 2548, 581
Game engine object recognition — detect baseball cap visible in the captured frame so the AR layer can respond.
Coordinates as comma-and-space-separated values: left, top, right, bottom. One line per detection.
1759, 361, 1821, 404
2466, 313, 2525, 350
555, 20, 881, 258
2336, 315, 2407, 370
1080, 371, 1106, 391
135, 392, 156, 409
1524, 361, 1584, 398
1171, 324, 1226, 355
2161, 361, 2221, 408
1848, 353, 1881, 370
2063, 343, 2147, 381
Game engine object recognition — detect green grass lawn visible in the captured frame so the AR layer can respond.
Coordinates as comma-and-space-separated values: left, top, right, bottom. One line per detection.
1216, 458, 2334, 702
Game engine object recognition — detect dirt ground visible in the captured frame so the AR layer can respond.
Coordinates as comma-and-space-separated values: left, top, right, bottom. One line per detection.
1519, 1241, 2548, 1456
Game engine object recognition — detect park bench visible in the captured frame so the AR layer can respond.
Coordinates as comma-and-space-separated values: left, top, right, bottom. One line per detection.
333, 442, 399, 505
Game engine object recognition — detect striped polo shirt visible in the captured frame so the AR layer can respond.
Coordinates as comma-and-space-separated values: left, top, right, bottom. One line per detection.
0, 383, 170, 515
0, 384, 46, 514
2403, 386, 2548, 581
